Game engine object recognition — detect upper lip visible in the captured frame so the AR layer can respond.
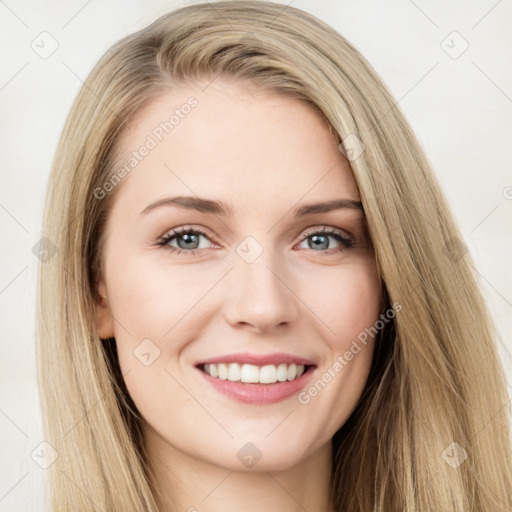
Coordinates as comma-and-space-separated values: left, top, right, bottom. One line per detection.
195, 352, 316, 367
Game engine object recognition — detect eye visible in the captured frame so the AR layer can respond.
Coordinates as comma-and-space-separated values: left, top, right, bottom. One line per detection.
155, 225, 354, 257
155, 226, 216, 256
296, 226, 354, 253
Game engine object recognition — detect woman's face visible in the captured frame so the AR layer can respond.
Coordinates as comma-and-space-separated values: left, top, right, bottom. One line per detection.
96, 79, 382, 472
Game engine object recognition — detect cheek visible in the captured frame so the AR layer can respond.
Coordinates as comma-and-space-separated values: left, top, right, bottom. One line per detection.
106, 256, 223, 411
295, 261, 382, 432
107, 254, 219, 339
303, 258, 382, 348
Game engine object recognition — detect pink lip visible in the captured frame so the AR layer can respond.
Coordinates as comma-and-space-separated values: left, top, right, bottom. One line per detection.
195, 365, 316, 404
195, 351, 316, 367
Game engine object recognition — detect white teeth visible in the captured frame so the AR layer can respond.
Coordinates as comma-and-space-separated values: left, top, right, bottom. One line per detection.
201, 362, 308, 383
240, 364, 259, 383
259, 365, 277, 384
276, 363, 288, 382
218, 363, 228, 380
209, 364, 218, 378
227, 363, 241, 381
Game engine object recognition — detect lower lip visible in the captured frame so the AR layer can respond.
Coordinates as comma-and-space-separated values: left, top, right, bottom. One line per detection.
195, 366, 316, 404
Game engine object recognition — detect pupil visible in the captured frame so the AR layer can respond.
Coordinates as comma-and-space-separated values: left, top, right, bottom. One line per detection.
178, 233, 199, 249
311, 234, 328, 250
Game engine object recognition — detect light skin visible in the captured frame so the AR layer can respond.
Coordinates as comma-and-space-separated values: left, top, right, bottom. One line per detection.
96, 78, 383, 512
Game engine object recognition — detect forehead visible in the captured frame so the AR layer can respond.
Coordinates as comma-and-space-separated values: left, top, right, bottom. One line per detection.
109, 80, 361, 218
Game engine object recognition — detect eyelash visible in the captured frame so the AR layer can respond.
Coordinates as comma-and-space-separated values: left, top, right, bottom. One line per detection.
155, 225, 354, 257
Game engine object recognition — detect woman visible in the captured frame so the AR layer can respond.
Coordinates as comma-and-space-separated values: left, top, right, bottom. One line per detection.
36, 1, 512, 510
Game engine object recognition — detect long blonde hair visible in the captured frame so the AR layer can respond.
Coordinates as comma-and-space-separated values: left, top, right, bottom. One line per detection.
36, 1, 512, 510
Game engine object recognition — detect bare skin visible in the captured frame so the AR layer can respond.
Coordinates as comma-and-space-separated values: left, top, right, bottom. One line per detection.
96, 78, 382, 512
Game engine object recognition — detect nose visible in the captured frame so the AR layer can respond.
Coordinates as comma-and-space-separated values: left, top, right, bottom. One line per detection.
222, 250, 300, 333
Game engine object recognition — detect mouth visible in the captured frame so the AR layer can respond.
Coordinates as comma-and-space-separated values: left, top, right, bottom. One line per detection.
194, 361, 317, 404
196, 362, 315, 384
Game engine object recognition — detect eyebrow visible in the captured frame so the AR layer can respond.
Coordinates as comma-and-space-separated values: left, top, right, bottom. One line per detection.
139, 195, 364, 217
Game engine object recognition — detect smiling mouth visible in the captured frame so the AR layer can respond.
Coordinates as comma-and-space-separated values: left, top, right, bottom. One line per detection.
197, 362, 315, 384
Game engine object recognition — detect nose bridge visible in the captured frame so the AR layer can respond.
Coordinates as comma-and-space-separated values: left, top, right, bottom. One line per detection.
223, 236, 299, 330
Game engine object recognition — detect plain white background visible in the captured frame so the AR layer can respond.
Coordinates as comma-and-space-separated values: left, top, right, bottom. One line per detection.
0, 1, 511, 510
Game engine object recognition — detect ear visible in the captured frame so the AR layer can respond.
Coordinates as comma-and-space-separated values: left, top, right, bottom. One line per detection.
95, 278, 115, 339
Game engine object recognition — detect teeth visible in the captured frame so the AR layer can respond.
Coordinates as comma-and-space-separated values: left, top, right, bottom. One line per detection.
276, 363, 288, 382
241, 363, 259, 383
218, 363, 228, 380
201, 362, 307, 383
227, 363, 241, 381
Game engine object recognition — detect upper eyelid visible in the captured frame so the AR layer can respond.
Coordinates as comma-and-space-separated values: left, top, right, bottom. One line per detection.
301, 225, 352, 238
